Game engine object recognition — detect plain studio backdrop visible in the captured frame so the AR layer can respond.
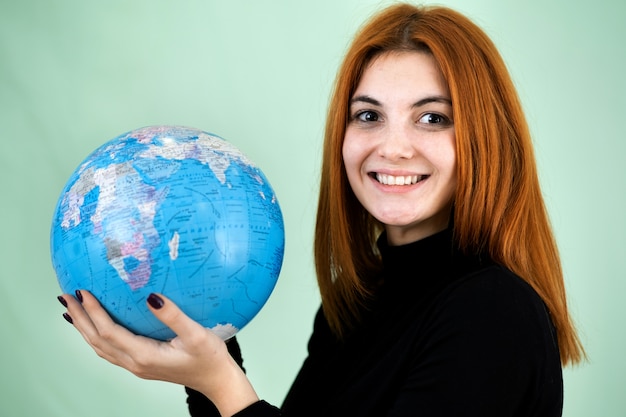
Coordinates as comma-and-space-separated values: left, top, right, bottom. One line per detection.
1, 0, 624, 415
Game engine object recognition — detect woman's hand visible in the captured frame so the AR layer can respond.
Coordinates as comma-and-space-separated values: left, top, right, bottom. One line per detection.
58, 291, 259, 417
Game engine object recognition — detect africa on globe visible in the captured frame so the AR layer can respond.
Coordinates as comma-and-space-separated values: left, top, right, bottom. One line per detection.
50, 125, 285, 341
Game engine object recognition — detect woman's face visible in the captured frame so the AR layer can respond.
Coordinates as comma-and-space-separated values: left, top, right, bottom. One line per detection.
342, 51, 456, 246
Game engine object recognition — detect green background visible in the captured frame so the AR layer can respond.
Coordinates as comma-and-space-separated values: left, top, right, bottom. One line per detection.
1, 0, 624, 415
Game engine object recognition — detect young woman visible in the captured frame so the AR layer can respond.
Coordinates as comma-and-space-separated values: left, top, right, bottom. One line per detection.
59, 3, 584, 416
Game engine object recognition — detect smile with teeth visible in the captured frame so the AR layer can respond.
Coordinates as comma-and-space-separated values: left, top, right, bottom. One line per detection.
374, 173, 428, 185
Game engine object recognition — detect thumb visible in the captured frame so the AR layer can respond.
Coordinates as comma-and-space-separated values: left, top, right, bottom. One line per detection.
146, 293, 205, 340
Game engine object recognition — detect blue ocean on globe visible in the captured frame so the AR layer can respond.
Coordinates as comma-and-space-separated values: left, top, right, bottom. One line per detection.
50, 125, 285, 340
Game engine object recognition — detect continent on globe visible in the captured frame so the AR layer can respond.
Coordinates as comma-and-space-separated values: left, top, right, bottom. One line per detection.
50, 125, 285, 341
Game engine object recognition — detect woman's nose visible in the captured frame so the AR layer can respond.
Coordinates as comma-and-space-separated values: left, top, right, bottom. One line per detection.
377, 125, 415, 160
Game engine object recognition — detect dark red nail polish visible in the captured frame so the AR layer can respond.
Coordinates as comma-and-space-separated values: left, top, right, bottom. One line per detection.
147, 293, 164, 309
63, 312, 73, 324
57, 295, 68, 308
75, 290, 83, 303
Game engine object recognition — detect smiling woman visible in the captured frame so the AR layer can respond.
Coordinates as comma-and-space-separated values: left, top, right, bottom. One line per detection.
342, 51, 457, 245
310, 3, 583, 414
57, 3, 583, 417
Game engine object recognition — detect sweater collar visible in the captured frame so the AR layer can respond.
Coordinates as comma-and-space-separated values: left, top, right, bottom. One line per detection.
377, 228, 456, 282
376, 227, 487, 299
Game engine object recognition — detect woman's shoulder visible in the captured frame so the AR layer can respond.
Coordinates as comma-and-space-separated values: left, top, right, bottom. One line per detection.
400, 266, 563, 416
430, 263, 560, 353
444, 263, 548, 313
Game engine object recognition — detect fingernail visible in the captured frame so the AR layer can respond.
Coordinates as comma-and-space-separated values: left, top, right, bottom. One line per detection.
63, 312, 73, 324
75, 290, 83, 303
57, 295, 68, 308
147, 293, 164, 309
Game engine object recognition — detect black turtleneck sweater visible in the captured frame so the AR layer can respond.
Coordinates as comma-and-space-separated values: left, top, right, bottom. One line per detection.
187, 229, 563, 416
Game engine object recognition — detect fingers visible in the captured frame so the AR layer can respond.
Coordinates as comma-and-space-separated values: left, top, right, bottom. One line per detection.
56, 291, 251, 405
59, 291, 140, 368
59, 291, 98, 342
64, 291, 122, 341
59, 291, 202, 343
145, 293, 208, 344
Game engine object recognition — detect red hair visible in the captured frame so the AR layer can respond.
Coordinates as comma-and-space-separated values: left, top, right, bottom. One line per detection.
314, 3, 583, 365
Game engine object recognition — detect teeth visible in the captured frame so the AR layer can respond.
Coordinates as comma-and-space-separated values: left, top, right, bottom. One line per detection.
375, 173, 423, 185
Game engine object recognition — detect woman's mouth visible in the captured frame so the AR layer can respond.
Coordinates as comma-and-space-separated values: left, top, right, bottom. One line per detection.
373, 173, 429, 185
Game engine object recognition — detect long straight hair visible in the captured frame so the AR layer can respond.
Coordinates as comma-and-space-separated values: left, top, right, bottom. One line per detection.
314, 3, 583, 365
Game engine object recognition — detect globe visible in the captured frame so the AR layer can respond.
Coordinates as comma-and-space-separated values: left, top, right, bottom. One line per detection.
50, 125, 285, 341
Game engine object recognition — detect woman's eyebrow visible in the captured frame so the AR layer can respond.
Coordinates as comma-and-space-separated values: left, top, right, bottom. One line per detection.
350, 95, 381, 106
350, 95, 452, 108
412, 96, 452, 107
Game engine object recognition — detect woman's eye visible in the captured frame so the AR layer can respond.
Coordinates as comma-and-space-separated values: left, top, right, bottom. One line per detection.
355, 111, 379, 122
418, 113, 448, 125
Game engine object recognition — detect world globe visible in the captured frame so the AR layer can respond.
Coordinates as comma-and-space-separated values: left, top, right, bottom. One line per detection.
50, 125, 285, 341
